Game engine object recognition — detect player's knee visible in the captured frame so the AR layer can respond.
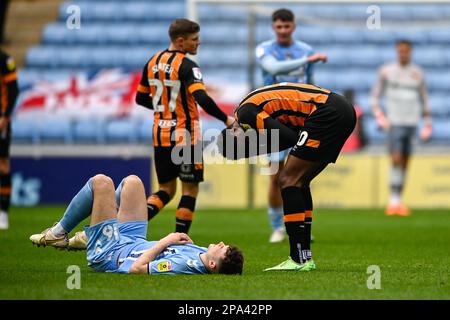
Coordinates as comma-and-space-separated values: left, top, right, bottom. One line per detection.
160, 186, 176, 199
278, 171, 297, 188
124, 175, 142, 186
92, 174, 114, 190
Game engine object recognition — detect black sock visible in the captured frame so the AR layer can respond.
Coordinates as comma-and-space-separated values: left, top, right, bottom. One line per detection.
302, 187, 313, 260
175, 196, 196, 234
0, 173, 11, 213
147, 190, 170, 220
281, 186, 308, 264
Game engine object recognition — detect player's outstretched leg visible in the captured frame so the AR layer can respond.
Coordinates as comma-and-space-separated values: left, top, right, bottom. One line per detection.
29, 174, 107, 249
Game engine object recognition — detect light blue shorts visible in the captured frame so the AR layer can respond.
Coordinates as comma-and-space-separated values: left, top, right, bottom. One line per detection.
84, 218, 148, 272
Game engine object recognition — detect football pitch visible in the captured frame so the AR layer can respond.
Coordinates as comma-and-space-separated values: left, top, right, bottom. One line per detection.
0, 206, 449, 300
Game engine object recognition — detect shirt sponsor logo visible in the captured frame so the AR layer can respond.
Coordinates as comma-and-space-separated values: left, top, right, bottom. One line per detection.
158, 120, 177, 128
157, 261, 173, 272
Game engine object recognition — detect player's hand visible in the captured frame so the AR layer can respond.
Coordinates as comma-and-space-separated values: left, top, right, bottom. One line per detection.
420, 123, 432, 141
225, 116, 236, 128
308, 53, 327, 63
0, 117, 8, 131
161, 232, 194, 245
375, 112, 389, 130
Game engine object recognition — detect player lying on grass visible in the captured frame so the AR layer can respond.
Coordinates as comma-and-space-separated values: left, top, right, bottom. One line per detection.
217, 82, 356, 272
30, 174, 243, 275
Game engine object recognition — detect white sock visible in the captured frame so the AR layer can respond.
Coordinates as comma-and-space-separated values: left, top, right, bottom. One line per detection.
51, 222, 67, 237
390, 192, 401, 206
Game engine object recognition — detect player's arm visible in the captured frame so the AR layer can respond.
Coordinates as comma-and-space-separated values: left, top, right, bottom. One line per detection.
218, 104, 299, 160
135, 61, 153, 110
129, 233, 193, 274
370, 66, 388, 129
191, 88, 234, 127
181, 59, 234, 126
256, 46, 327, 75
235, 104, 298, 151
419, 73, 432, 141
0, 55, 19, 123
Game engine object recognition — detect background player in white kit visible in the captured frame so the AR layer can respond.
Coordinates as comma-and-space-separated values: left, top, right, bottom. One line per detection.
371, 40, 432, 216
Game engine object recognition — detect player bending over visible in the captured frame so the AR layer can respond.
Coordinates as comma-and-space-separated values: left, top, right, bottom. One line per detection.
29, 174, 243, 275
218, 82, 356, 271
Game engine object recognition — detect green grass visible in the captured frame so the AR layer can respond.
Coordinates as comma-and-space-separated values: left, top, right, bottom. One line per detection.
0, 207, 449, 300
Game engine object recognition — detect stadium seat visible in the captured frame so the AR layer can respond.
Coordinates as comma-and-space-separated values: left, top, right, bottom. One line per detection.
198, 4, 247, 22
104, 118, 139, 143
137, 120, 153, 143
26, 47, 58, 68
73, 118, 106, 143
11, 117, 40, 144
363, 117, 386, 144
431, 119, 450, 142
37, 117, 73, 143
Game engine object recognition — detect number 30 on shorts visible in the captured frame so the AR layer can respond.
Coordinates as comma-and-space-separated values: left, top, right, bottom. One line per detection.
296, 131, 309, 146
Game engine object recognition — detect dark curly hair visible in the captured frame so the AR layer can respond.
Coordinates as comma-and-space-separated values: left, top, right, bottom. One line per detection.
218, 246, 244, 275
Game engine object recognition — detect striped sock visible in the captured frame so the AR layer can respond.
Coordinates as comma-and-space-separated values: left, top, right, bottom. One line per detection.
302, 187, 313, 260
281, 186, 308, 264
175, 195, 196, 234
147, 190, 171, 220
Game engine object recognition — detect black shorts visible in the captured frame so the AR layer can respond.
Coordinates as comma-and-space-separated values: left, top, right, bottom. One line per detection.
290, 92, 357, 163
0, 122, 11, 158
154, 145, 204, 184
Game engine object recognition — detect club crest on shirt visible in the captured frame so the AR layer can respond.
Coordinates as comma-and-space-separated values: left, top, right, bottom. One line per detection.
192, 67, 202, 80
6, 58, 15, 71
157, 261, 173, 272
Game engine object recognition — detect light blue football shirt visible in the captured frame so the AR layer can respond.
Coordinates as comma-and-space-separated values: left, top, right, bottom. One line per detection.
116, 240, 208, 275
255, 39, 314, 86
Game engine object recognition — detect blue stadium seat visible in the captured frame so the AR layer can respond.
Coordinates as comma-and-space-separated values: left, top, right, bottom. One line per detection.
427, 72, 450, 92
73, 118, 106, 143
409, 5, 443, 20
198, 4, 247, 22
137, 120, 153, 142
429, 95, 450, 117
202, 24, 247, 44
428, 28, 450, 44
414, 49, 446, 67
38, 117, 73, 143
363, 117, 386, 143
136, 24, 168, 44
12, 117, 40, 144
379, 5, 412, 21
431, 119, 450, 142
330, 28, 364, 44
26, 47, 58, 68
104, 118, 138, 142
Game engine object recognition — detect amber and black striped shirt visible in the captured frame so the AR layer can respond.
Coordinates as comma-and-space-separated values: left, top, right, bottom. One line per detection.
137, 50, 206, 147
236, 82, 331, 132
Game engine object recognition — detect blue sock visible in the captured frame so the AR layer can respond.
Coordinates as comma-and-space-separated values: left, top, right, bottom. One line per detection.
59, 178, 94, 232
115, 179, 125, 207
268, 206, 284, 230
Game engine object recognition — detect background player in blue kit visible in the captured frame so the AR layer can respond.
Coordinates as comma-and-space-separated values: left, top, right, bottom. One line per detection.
255, 9, 327, 243
29, 174, 244, 275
